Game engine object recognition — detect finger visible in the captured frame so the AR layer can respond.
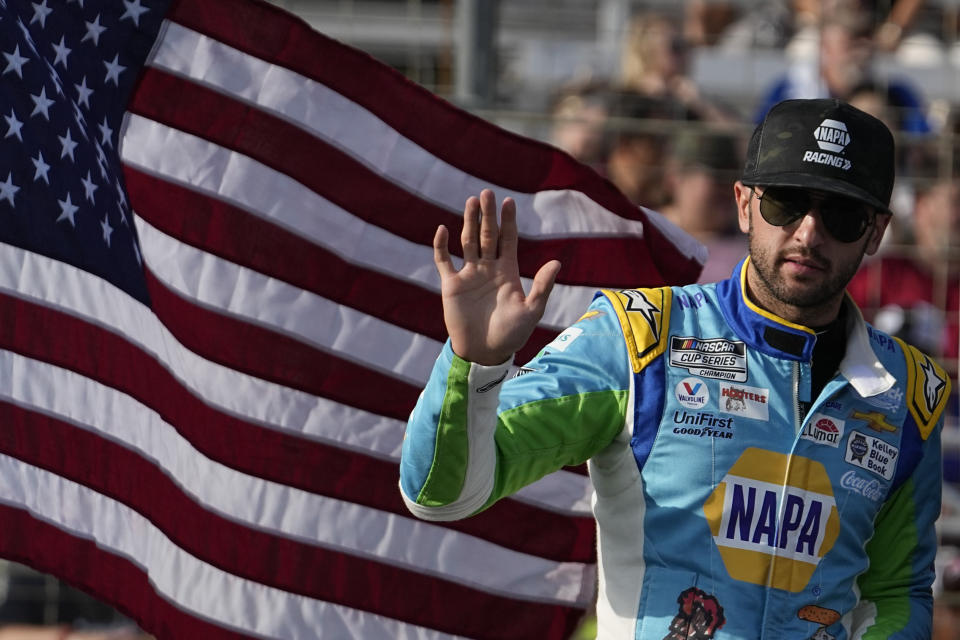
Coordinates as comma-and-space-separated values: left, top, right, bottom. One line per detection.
433, 224, 456, 278
525, 259, 561, 316
498, 197, 518, 262
461, 196, 480, 262
479, 189, 500, 260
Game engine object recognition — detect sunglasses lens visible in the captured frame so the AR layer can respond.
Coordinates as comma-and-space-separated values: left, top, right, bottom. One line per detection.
758, 188, 872, 242
758, 188, 808, 226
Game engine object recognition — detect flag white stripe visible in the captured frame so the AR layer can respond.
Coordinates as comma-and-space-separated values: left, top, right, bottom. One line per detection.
136, 216, 445, 385
0, 452, 473, 640
120, 115, 596, 330
135, 217, 594, 513
0, 349, 593, 603
0, 243, 592, 515
150, 22, 657, 241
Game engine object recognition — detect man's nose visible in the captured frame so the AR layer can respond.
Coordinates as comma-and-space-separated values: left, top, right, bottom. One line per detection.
793, 209, 827, 246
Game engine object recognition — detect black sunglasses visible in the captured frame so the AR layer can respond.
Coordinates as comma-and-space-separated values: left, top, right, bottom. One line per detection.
752, 187, 876, 243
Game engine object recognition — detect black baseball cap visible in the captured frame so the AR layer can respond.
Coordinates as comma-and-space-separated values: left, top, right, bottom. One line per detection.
741, 98, 895, 213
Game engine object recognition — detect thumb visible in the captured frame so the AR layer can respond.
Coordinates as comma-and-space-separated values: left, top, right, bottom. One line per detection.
525, 259, 561, 316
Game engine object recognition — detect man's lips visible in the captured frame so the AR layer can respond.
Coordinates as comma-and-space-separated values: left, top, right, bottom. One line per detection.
781, 254, 828, 274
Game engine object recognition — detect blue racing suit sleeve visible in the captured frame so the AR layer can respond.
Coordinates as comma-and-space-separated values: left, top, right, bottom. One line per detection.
399, 295, 632, 521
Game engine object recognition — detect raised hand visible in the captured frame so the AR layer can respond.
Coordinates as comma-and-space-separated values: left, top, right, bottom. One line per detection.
434, 189, 561, 365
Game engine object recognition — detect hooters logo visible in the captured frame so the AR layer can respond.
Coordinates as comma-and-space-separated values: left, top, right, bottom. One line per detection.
703, 448, 840, 592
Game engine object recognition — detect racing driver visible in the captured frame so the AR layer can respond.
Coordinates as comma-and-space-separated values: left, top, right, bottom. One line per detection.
399, 99, 948, 638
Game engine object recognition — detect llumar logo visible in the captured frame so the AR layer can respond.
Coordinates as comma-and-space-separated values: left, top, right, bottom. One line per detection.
703, 448, 840, 592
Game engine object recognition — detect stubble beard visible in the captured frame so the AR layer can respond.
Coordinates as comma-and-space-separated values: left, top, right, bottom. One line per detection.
748, 224, 868, 310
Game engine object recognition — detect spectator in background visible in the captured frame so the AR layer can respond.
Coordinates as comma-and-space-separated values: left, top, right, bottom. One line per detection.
847, 171, 960, 362
620, 12, 737, 124
755, 6, 932, 133
603, 91, 673, 209
548, 82, 612, 172
660, 128, 747, 282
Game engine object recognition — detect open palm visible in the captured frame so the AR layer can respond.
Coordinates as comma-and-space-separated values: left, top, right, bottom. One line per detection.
434, 189, 561, 366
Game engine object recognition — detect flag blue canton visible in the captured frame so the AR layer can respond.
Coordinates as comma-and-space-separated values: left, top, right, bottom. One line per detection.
0, 0, 171, 303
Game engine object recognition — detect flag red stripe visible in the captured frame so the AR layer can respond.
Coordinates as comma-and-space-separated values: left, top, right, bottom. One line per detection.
0, 293, 596, 563
0, 503, 252, 639
128, 68, 665, 289
124, 167, 560, 360
0, 401, 583, 639
165, 0, 703, 285
142, 267, 423, 422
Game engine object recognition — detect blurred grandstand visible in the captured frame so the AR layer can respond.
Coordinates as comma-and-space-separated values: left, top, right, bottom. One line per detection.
5, 1, 960, 637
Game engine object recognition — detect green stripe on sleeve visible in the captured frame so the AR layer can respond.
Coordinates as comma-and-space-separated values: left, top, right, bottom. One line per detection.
416, 354, 473, 507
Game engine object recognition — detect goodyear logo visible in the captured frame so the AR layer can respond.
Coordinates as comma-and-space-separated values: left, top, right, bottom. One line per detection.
703, 448, 840, 592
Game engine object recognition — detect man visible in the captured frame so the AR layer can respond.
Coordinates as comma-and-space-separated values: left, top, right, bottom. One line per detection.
400, 99, 947, 638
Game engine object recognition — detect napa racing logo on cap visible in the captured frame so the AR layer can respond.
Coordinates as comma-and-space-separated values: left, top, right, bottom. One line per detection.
703, 448, 840, 592
845, 431, 898, 480
803, 119, 852, 171
719, 383, 768, 421
800, 414, 845, 448
675, 377, 709, 409
669, 337, 747, 382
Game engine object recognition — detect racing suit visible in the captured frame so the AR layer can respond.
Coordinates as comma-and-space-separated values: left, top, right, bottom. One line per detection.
400, 258, 947, 639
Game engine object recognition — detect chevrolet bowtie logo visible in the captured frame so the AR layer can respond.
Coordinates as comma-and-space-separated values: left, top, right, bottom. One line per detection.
851, 410, 898, 434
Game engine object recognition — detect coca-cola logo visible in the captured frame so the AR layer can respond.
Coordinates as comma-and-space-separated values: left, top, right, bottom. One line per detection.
840, 470, 884, 502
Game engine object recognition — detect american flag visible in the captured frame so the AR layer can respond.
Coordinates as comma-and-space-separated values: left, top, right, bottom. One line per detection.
0, 0, 704, 638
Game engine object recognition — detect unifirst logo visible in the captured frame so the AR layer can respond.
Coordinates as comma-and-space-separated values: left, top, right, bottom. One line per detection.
814, 119, 850, 153
703, 448, 840, 592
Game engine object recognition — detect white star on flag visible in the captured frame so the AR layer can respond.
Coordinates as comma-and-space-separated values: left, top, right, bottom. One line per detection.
4, 109, 23, 141
56, 192, 79, 226
3, 45, 29, 78
0, 173, 19, 206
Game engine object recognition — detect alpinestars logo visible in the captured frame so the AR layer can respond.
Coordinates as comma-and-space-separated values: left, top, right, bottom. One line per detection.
803, 119, 853, 171
619, 289, 661, 345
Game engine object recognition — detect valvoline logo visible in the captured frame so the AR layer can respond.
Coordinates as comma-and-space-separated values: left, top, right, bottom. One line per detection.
703, 448, 840, 592
675, 377, 709, 409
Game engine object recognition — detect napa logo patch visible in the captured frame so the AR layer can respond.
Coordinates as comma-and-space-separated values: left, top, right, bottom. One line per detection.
675, 377, 709, 409
703, 448, 840, 592
719, 383, 768, 421
669, 337, 747, 382
800, 414, 844, 448
844, 431, 898, 480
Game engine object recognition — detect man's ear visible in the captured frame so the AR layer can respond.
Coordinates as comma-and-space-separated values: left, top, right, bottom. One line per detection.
865, 212, 892, 256
734, 181, 752, 234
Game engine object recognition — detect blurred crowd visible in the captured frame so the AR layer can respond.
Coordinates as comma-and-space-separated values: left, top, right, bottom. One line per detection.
545, 1, 960, 636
